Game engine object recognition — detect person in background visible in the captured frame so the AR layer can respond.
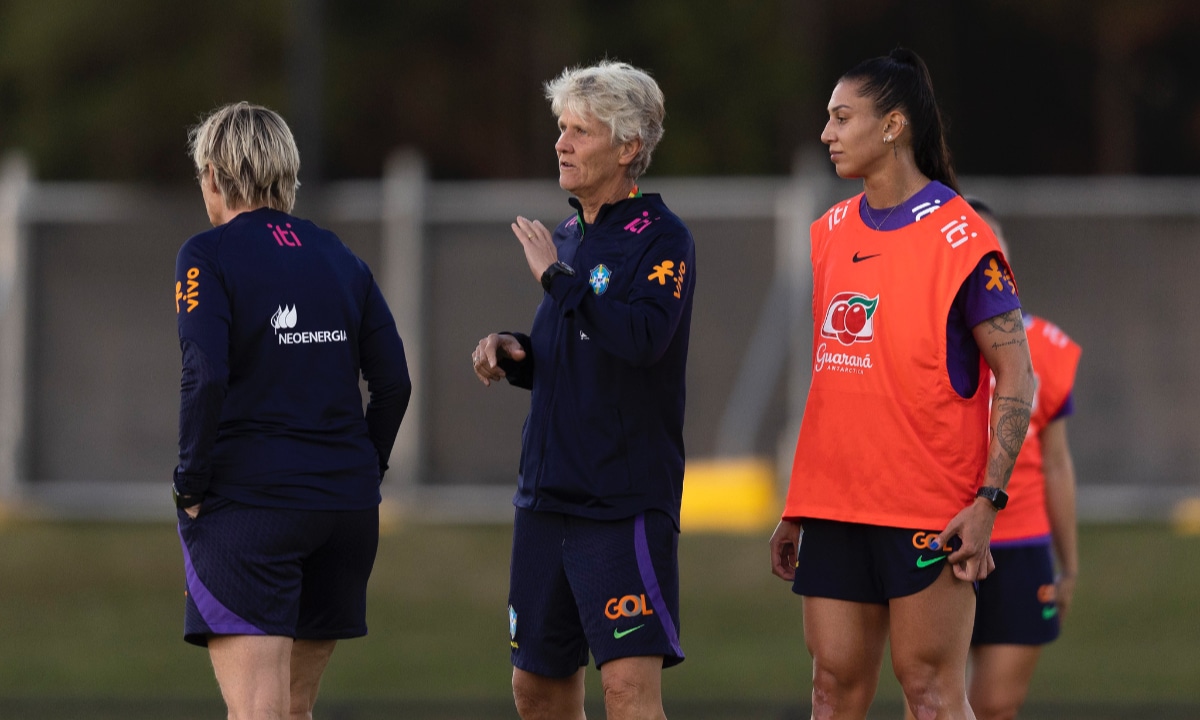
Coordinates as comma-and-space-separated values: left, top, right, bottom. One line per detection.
471, 61, 694, 720
769, 49, 1035, 720
174, 102, 411, 720
908, 197, 1079, 720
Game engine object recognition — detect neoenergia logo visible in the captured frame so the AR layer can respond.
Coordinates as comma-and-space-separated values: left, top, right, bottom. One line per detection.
270, 305, 298, 333
820, 292, 879, 346
270, 304, 348, 345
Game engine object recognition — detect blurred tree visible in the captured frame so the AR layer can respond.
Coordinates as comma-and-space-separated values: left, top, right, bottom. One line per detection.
0, 0, 289, 182
1, 0, 1199, 181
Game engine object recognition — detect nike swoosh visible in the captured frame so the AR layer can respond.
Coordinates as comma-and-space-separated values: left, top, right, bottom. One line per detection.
915, 555, 947, 568
852, 252, 882, 263
613, 624, 645, 639
1042, 606, 1058, 620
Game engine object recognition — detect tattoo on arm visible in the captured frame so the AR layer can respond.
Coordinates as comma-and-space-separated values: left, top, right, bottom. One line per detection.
982, 310, 1033, 487
996, 406, 1030, 458
986, 448, 1013, 490
991, 338, 1027, 350
985, 309, 1024, 335
994, 395, 1033, 408
986, 395, 1032, 489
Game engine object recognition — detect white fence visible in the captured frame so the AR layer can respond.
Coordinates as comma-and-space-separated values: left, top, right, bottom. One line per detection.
1, 149, 1197, 522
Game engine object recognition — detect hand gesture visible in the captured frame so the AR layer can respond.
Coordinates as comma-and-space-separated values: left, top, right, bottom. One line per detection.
472, 333, 526, 387
935, 499, 998, 581
511, 216, 557, 284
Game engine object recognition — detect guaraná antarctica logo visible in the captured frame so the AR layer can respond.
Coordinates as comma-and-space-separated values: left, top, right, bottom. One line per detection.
820, 292, 879, 346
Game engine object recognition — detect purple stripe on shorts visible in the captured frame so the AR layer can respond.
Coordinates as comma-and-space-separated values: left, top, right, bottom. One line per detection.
991, 533, 1052, 549
177, 523, 263, 636
633, 514, 682, 658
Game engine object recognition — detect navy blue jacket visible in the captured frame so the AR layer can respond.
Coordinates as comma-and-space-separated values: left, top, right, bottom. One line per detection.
501, 193, 695, 527
175, 208, 411, 510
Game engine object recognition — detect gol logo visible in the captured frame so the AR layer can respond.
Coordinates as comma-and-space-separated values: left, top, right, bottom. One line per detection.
911, 532, 940, 550
605, 594, 655, 620
1037, 584, 1058, 604
820, 292, 878, 346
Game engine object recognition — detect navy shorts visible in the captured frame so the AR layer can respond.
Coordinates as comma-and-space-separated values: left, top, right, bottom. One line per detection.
973, 540, 1060, 646
507, 508, 684, 677
792, 518, 961, 603
177, 495, 379, 647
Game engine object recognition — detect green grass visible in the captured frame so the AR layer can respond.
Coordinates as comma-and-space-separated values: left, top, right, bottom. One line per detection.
0, 519, 1196, 718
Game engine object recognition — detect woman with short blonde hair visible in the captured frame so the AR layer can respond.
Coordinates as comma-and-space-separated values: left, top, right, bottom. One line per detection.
188, 101, 300, 214
175, 102, 410, 720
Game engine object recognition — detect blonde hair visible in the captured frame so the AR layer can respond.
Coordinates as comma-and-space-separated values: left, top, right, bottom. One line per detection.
188, 102, 300, 213
545, 61, 665, 179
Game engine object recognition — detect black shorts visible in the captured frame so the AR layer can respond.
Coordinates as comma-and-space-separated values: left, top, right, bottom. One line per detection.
973, 540, 1060, 646
792, 518, 961, 603
507, 508, 684, 677
177, 495, 379, 647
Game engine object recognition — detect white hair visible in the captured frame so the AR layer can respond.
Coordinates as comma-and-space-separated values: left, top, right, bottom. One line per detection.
544, 61, 665, 179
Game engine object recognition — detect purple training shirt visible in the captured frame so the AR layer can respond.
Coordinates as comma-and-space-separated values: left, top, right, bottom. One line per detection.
859, 181, 1022, 397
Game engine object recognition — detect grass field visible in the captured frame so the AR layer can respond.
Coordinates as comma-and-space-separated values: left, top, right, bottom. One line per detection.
0, 519, 1197, 718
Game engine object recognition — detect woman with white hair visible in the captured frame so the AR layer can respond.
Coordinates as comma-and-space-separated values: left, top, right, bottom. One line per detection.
174, 101, 411, 719
472, 61, 695, 720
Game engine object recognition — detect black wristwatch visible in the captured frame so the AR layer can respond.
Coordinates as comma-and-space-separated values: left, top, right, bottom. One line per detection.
172, 484, 204, 510
540, 261, 576, 292
975, 486, 1009, 511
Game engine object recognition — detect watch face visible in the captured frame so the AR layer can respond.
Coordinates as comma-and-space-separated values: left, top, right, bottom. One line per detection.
978, 487, 1007, 509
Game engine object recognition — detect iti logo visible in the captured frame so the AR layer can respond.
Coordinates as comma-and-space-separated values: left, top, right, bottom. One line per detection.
827, 200, 852, 230
589, 264, 612, 295
820, 292, 879, 346
941, 215, 978, 248
624, 211, 656, 234
912, 198, 943, 221
175, 267, 200, 314
1040, 319, 1071, 349
271, 305, 298, 333
267, 222, 302, 247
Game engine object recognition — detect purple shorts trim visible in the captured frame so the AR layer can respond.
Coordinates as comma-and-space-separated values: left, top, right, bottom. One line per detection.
634, 514, 683, 659
178, 524, 263, 637
507, 508, 684, 677
991, 533, 1052, 549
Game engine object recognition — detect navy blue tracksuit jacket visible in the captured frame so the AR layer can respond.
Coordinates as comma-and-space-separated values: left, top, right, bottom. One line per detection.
175, 208, 411, 510
502, 193, 695, 528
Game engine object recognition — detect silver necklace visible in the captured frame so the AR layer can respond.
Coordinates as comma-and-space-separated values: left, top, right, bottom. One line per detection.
865, 200, 901, 230
865, 181, 921, 230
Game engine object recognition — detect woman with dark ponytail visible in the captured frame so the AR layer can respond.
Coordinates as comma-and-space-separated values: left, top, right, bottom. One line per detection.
769, 49, 1036, 719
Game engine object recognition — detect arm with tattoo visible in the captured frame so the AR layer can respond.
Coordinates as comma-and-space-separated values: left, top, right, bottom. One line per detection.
938, 308, 1036, 582
976, 309, 1036, 490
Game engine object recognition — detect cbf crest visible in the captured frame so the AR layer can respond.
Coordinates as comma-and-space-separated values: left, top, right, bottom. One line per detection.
589, 264, 612, 295
508, 604, 519, 648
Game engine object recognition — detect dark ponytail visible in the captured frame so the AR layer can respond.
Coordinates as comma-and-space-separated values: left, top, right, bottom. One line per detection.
840, 48, 958, 193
